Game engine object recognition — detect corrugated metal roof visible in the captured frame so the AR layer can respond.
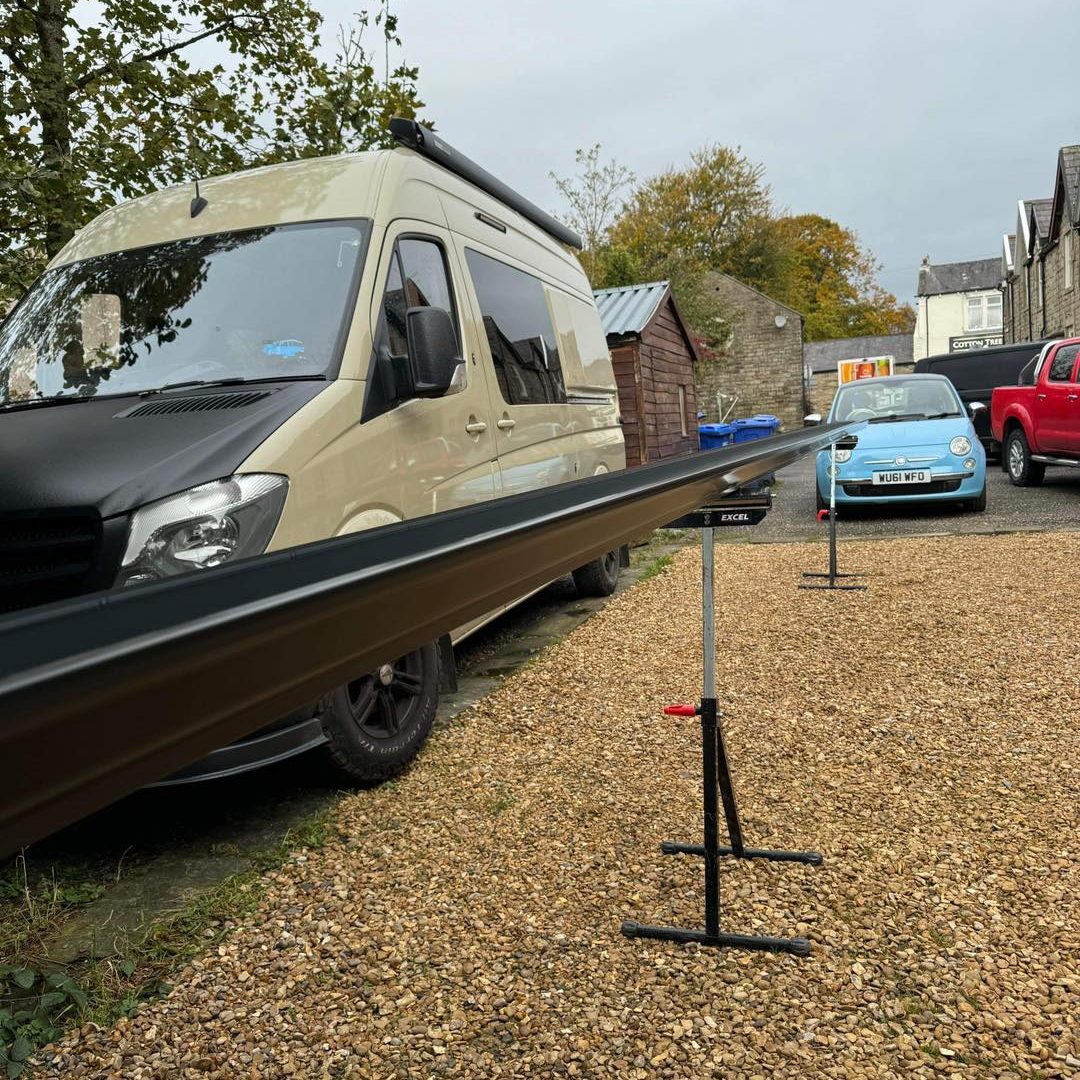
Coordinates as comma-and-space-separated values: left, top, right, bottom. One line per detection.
592, 280, 670, 337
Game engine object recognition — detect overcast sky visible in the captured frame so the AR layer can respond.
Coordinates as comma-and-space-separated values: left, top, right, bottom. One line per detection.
321, 0, 1076, 302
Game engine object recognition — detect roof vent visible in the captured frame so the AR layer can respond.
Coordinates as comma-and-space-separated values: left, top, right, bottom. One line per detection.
118, 391, 273, 417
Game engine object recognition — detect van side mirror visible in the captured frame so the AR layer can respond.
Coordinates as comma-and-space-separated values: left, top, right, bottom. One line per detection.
969, 401, 987, 415
803, 413, 822, 426
406, 307, 460, 397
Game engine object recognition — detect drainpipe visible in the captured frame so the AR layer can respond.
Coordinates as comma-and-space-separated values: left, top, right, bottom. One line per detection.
1026, 261, 1032, 340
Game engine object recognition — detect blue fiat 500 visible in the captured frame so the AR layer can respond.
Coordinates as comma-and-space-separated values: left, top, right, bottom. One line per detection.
815, 374, 987, 511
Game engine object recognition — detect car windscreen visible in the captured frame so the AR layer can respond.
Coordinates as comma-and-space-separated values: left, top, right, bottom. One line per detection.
831, 379, 962, 422
0, 220, 370, 405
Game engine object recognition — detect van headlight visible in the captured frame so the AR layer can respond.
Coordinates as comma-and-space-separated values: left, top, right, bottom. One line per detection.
833, 449, 852, 463
118, 474, 288, 587
950, 436, 971, 456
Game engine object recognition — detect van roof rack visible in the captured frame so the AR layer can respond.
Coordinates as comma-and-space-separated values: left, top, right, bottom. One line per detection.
388, 118, 583, 251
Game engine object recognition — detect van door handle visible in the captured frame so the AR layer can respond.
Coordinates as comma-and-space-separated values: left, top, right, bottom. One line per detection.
496, 417, 516, 430
464, 418, 487, 435
1037, 393, 1046, 400
1069, 394, 1078, 401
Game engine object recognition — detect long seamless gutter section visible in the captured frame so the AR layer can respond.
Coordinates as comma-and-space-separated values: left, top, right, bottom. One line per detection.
0, 423, 857, 854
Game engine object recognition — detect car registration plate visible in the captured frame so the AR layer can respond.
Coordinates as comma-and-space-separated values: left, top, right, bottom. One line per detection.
872, 469, 932, 486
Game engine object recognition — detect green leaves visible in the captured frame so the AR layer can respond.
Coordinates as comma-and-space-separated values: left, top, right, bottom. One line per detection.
0, 0, 426, 307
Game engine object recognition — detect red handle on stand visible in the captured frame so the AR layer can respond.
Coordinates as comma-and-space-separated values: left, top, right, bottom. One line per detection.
816, 509, 830, 523
663, 704, 699, 717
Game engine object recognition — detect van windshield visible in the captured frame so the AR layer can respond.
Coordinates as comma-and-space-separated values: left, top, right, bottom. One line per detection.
0, 220, 370, 406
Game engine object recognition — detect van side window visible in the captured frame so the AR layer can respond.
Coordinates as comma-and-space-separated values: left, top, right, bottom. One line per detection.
367, 236, 460, 419
1048, 344, 1079, 382
465, 248, 566, 406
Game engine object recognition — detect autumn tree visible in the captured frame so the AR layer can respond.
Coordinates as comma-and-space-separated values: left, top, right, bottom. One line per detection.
599, 145, 786, 346
770, 214, 915, 341
549, 145, 635, 285
0, 1, 423, 304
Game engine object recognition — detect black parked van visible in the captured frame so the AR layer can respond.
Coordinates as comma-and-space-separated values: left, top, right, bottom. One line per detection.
914, 340, 1048, 456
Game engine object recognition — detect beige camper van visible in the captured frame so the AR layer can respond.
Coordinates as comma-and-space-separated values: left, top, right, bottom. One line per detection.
0, 120, 625, 783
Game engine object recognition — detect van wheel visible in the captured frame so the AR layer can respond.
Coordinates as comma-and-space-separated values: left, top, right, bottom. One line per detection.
573, 551, 620, 597
816, 488, 828, 512
320, 643, 438, 783
1005, 429, 1044, 487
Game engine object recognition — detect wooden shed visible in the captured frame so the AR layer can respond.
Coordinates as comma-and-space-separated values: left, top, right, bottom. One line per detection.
593, 281, 700, 467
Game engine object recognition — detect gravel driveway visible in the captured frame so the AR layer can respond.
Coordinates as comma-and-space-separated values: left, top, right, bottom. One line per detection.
40, 533, 1080, 1079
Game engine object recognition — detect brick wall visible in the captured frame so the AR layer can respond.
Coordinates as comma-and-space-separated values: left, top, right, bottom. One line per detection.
694, 273, 805, 430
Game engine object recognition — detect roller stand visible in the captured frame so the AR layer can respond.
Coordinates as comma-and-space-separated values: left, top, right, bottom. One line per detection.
800, 434, 866, 591
621, 516, 821, 957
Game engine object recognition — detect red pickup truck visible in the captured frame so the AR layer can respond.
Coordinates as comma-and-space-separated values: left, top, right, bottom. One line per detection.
992, 337, 1080, 485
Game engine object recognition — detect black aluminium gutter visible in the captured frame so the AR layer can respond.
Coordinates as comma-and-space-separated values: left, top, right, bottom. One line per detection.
388, 117, 584, 251
0, 423, 858, 855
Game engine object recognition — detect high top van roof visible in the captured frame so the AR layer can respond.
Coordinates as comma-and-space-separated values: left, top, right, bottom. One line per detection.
51, 144, 585, 286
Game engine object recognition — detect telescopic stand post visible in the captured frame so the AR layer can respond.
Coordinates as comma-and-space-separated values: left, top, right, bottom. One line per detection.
622, 500, 821, 956
801, 434, 866, 591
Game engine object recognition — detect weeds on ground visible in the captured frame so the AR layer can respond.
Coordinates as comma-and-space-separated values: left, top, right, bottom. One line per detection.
638, 554, 675, 582
0, 809, 335, 1073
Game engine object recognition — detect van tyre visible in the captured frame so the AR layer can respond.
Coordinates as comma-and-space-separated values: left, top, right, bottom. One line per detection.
573, 550, 620, 597
965, 486, 987, 512
816, 488, 828, 512
320, 642, 439, 783
1004, 428, 1044, 487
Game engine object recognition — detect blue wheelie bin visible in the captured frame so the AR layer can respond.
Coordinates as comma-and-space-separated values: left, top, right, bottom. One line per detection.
731, 415, 781, 443
698, 422, 735, 450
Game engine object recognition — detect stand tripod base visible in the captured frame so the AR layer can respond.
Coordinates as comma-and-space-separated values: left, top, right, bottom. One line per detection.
621, 920, 811, 956
660, 840, 823, 865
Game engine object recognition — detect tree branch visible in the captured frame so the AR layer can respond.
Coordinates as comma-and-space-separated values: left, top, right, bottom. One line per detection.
73, 13, 268, 91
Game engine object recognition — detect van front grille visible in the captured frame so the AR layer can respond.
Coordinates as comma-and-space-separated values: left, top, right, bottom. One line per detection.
0, 515, 102, 614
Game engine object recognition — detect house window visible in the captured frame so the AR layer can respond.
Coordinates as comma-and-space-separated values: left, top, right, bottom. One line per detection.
965, 293, 1002, 331
1066, 231, 1074, 290
678, 385, 688, 437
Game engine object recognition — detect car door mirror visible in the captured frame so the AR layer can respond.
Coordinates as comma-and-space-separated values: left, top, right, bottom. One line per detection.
803, 413, 822, 426
406, 306, 460, 397
968, 401, 987, 415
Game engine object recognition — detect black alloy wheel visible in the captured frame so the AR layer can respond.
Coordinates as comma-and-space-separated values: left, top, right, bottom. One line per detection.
320, 642, 439, 782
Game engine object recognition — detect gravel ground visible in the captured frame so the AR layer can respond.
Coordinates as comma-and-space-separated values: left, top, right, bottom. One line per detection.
40, 533, 1080, 1079
744, 456, 1080, 543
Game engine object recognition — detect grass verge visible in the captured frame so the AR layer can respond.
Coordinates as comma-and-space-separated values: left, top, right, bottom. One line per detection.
0, 810, 335, 1076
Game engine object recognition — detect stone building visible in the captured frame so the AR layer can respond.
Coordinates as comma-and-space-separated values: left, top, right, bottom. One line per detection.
1003, 146, 1080, 343
803, 333, 915, 416
694, 272, 805, 430
912, 256, 1002, 359
593, 280, 699, 467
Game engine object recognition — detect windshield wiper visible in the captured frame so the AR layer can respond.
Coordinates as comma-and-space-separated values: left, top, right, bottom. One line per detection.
867, 412, 925, 423
920, 412, 961, 420
0, 395, 93, 413
143, 374, 325, 396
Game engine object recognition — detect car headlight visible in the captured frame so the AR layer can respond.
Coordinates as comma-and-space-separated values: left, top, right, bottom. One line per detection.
833, 449, 852, 463
950, 436, 971, 456
118, 474, 288, 587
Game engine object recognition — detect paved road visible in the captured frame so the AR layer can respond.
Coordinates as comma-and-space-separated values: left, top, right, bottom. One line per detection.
738, 453, 1080, 543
